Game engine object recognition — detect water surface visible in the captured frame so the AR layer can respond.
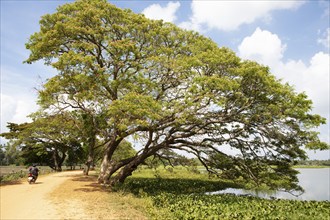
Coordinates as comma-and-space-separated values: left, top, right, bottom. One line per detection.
208, 168, 330, 201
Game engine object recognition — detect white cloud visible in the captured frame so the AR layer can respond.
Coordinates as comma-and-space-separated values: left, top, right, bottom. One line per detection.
0, 93, 37, 144
0, 56, 56, 144
318, 28, 330, 48
238, 27, 329, 150
319, 0, 330, 18
1, 94, 17, 133
238, 28, 286, 68
180, 1, 303, 32
142, 1, 180, 23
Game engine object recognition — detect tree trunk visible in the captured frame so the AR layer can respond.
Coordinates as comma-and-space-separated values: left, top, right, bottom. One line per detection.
109, 157, 136, 177
108, 145, 163, 186
53, 148, 59, 171
109, 162, 137, 186
82, 114, 96, 176
98, 136, 162, 185
97, 156, 136, 184
109, 153, 151, 186
53, 147, 66, 172
98, 154, 112, 184
84, 154, 94, 175
97, 138, 123, 184
84, 136, 96, 175
58, 153, 66, 171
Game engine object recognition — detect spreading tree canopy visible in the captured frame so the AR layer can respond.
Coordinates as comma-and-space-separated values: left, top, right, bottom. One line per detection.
1, 113, 83, 170
18, 0, 329, 189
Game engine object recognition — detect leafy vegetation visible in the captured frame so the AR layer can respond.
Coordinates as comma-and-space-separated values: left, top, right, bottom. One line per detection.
149, 193, 329, 220
115, 166, 330, 220
0, 171, 26, 183
0, 115, 83, 171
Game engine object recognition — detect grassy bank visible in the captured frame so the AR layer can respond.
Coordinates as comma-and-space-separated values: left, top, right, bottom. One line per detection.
112, 166, 330, 219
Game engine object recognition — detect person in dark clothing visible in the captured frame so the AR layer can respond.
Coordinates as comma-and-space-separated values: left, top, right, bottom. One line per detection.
28, 164, 39, 180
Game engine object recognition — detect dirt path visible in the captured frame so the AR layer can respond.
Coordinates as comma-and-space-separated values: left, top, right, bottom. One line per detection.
0, 171, 85, 220
1, 170, 147, 220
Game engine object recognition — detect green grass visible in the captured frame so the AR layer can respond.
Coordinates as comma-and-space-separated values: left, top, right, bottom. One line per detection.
113, 166, 330, 220
149, 193, 330, 220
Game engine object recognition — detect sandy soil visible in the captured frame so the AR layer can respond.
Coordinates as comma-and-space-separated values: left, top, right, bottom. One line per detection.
0, 170, 147, 220
0, 171, 85, 220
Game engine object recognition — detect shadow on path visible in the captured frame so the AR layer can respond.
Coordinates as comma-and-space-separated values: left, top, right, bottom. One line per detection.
0, 180, 23, 186
71, 175, 106, 193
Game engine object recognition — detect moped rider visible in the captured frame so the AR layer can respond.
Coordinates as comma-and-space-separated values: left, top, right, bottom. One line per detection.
28, 164, 39, 181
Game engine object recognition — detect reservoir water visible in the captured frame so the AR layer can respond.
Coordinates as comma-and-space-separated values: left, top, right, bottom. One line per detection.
208, 168, 330, 201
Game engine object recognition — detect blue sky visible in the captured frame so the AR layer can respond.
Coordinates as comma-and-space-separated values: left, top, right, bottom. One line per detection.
1, 0, 329, 159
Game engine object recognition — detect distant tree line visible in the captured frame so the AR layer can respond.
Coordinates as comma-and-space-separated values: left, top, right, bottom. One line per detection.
0, 142, 197, 169
296, 159, 330, 166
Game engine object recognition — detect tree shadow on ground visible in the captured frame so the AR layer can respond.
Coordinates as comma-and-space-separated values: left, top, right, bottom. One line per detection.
71, 175, 106, 193
0, 180, 24, 186
71, 175, 96, 182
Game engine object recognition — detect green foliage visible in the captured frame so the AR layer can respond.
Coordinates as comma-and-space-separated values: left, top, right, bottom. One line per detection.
0, 145, 5, 164
0, 143, 24, 166
144, 150, 199, 170
0, 171, 26, 183
150, 193, 330, 220
112, 140, 136, 162
114, 167, 330, 220
65, 143, 85, 167
0, 113, 85, 169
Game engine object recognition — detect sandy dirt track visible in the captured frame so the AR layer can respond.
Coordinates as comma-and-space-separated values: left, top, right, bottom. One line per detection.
0, 170, 88, 220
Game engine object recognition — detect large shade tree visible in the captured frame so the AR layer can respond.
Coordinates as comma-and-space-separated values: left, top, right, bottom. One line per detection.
24, 0, 328, 189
